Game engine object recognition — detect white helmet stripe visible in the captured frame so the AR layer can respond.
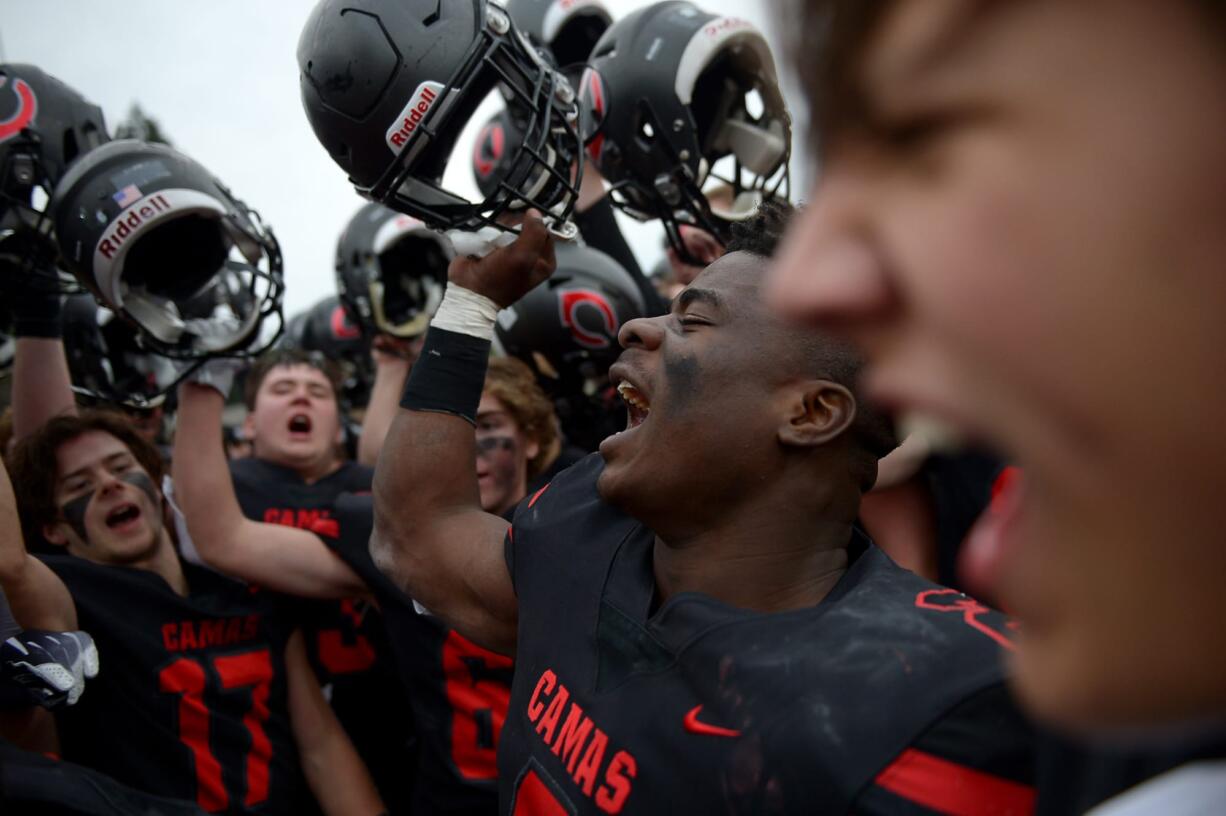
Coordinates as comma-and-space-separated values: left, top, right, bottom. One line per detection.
91, 188, 228, 308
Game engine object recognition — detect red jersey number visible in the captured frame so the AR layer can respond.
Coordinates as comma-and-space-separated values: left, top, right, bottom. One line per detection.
158, 648, 275, 812
441, 630, 513, 780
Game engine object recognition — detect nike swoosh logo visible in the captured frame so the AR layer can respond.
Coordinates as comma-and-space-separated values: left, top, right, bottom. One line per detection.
684, 705, 741, 738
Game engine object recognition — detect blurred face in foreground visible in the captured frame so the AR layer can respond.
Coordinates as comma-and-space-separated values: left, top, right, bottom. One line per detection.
769, 0, 1226, 731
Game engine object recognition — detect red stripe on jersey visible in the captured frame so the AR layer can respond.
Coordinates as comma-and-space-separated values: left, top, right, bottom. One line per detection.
528, 483, 551, 508
513, 768, 571, 816
874, 748, 1035, 816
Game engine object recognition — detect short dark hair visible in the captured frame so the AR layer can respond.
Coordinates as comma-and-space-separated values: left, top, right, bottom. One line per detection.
243, 348, 344, 411
726, 200, 898, 478
789, 0, 897, 156
724, 198, 796, 259
7, 410, 166, 544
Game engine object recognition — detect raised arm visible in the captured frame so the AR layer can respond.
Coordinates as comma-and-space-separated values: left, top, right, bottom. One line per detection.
0, 456, 76, 632
371, 213, 556, 657
356, 336, 417, 466
173, 378, 369, 601
10, 286, 76, 443
284, 629, 385, 816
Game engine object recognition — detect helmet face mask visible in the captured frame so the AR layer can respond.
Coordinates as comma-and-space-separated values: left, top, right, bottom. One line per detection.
300, 0, 584, 237
578, 3, 791, 263
335, 203, 450, 340
0, 64, 108, 295
61, 294, 176, 410
51, 140, 284, 361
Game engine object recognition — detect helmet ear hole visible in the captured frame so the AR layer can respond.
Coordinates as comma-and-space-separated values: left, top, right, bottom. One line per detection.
61, 130, 81, 167
124, 215, 228, 301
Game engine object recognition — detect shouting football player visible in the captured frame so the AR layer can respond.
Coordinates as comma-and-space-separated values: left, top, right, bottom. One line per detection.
174, 355, 562, 814
768, 1, 1226, 811
1, 410, 384, 814
370, 206, 1037, 814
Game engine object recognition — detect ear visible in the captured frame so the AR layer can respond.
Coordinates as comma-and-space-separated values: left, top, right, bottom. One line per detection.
524, 437, 540, 462
241, 412, 256, 441
778, 380, 857, 449
42, 522, 72, 550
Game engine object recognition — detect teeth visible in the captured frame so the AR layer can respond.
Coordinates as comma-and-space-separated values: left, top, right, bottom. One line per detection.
898, 410, 966, 455
616, 380, 650, 413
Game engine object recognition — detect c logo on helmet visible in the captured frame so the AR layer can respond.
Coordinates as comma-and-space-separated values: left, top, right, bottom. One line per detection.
473, 121, 505, 179
579, 68, 606, 164
559, 289, 617, 349
0, 77, 38, 144
330, 305, 361, 341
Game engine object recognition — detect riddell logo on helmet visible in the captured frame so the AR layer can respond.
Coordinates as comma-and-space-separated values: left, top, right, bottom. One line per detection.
97, 194, 172, 260
385, 81, 444, 154
703, 17, 752, 37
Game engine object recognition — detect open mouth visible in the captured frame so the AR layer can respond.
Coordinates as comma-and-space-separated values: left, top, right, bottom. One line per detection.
616, 380, 651, 429
105, 502, 141, 529
288, 414, 313, 435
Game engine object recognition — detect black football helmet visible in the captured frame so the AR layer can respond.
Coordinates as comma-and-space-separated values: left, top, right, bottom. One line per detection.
298, 0, 583, 238
335, 203, 450, 340
0, 63, 108, 294
578, 2, 790, 261
471, 107, 524, 202
50, 140, 284, 360
281, 294, 367, 360
61, 294, 177, 409
495, 239, 644, 450
504, 0, 612, 73
280, 294, 374, 411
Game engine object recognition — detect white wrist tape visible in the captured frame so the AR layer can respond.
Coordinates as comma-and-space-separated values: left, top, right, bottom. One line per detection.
430, 283, 500, 341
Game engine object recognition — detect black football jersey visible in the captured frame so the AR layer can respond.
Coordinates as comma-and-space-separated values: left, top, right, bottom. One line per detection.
227, 458, 414, 813
317, 494, 508, 815
39, 555, 307, 815
499, 454, 1036, 815
1, 737, 209, 815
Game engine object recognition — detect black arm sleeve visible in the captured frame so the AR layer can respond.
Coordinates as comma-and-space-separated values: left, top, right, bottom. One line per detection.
575, 198, 667, 317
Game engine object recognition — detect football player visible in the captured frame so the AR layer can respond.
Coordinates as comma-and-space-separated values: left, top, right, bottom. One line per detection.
768, 1, 1226, 811
1, 411, 384, 814
173, 356, 563, 814
225, 348, 414, 812
370, 206, 1036, 813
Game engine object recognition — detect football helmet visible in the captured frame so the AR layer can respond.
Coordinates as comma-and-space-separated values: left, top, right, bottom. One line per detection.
50, 140, 284, 360
281, 294, 367, 360
298, 0, 583, 238
471, 107, 523, 202
61, 294, 176, 409
504, 0, 612, 73
578, 2, 790, 261
335, 203, 450, 339
280, 294, 374, 410
494, 239, 644, 449
0, 63, 108, 294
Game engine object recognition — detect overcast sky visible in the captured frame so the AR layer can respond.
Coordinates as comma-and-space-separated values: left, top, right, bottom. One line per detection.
3, 1, 810, 318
